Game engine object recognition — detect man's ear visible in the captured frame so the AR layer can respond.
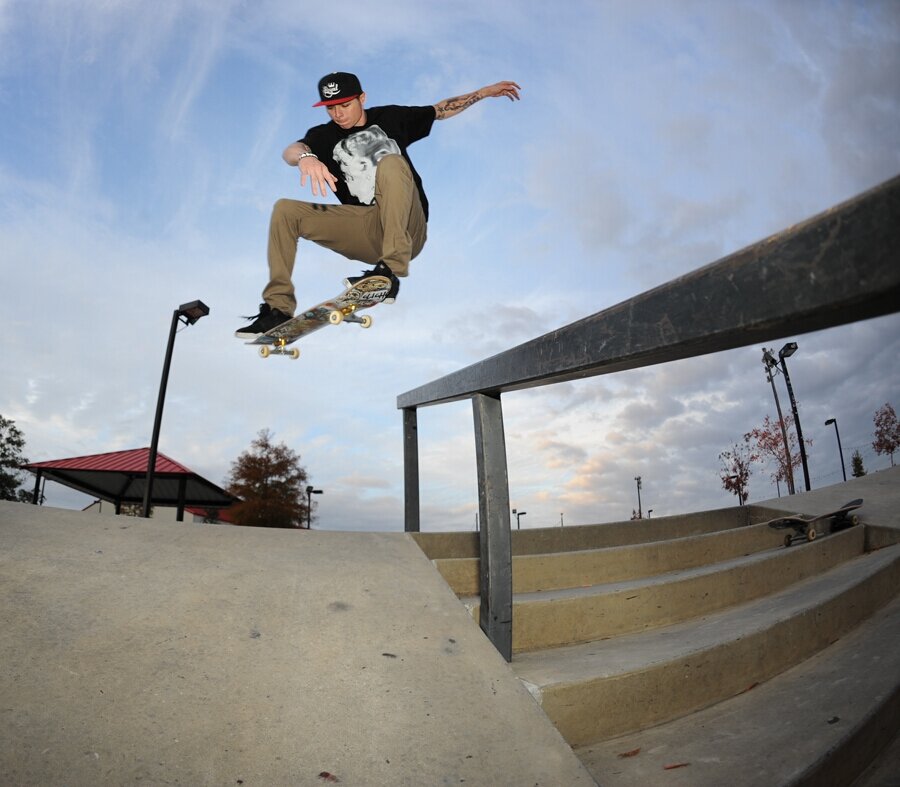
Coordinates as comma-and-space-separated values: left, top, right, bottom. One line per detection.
358, 92, 367, 108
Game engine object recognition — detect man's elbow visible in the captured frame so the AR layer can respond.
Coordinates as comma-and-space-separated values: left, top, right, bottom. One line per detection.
282, 143, 301, 165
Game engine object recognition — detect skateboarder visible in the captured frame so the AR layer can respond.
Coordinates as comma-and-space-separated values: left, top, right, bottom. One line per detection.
235, 72, 521, 338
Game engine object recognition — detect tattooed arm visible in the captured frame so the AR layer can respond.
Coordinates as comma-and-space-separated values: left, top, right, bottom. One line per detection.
433, 81, 521, 120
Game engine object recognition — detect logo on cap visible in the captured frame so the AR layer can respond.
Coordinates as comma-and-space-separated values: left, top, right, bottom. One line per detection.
321, 82, 341, 99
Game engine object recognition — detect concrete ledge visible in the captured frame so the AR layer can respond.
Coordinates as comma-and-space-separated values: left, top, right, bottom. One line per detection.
412, 507, 752, 560
436, 520, 795, 597
0, 502, 595, 786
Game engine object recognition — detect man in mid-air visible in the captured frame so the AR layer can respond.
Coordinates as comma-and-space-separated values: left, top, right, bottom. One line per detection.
235, 71, 521, 338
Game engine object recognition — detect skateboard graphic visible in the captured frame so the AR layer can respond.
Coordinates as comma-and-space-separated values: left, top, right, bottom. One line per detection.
247, 275, 391, 359
766, 498, 863, 547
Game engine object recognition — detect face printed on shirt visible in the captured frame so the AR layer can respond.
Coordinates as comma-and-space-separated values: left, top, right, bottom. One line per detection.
332, 126, 401, 204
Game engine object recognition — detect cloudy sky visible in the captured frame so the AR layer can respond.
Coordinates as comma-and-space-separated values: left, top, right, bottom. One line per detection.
2, 0, 898, 531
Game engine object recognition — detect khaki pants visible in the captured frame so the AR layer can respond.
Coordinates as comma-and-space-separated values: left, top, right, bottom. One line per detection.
263, 154, 427, 315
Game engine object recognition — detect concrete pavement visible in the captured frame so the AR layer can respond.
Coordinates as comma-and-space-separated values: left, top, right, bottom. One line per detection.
0, 501, 594, 786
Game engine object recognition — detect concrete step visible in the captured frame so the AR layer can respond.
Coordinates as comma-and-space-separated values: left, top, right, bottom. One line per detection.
467, 526, 865, 653
437, 518, 825, 597
511, 543, 900, 746
574, 591, 900, 787
413, 505, 758, 560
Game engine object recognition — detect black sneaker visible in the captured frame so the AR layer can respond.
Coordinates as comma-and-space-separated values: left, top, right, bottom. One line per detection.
234, 303, 292, 338
344, 261, 400, 304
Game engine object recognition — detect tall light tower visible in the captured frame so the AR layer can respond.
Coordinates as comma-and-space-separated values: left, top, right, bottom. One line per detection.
825, 418, 847, 482
142, 300, 209, 518
778, 342, 811, 492
762, 348, 796, 495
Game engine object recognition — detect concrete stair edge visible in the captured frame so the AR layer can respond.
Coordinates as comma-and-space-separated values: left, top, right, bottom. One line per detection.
574, 592, 900, 787
513, 545, 900, 745
412, 505, 760, 560
434, 518, 793, 597
466, 527, 866, 652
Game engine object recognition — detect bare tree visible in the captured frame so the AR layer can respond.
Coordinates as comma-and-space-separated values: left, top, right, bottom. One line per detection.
745, 413, 810, 493
718, 442, 753, 505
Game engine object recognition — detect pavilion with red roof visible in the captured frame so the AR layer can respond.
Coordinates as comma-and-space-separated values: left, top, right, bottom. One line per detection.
24, 448, 238, 521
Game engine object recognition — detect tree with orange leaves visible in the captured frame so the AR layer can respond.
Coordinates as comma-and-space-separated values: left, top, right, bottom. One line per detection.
873, 403, 899, 467
225, 429, 311, 528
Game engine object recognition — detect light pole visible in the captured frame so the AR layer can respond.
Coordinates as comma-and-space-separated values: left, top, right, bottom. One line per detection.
762, 348, 796, 495
825, 418, 847, 482
727, 474, 744, 506
512, 508, 527, 529
142, 300, 209, 518
306, 485, 323, 528
778, 342, 811, 492
634, 476, 642, 519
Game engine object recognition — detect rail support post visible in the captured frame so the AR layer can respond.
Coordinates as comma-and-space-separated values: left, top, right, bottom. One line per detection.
472, 392, 513, 661
403, 408, 420, 532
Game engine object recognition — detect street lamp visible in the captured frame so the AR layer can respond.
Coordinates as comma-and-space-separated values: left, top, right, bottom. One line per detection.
142, 300, 210, 518
825, 418, 847, 482
306, 485, 323, 528
762, 348, 796, 495
511, 508, 527, 529
727, 474, 745, 506
778, 342, 811, 492
634, 476, 642, 519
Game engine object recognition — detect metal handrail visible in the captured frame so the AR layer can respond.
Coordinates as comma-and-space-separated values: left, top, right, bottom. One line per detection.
397, 174, 900, 660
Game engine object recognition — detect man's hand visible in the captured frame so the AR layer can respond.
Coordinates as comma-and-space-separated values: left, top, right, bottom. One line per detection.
480, 81, 522, 102
282, 142, 338, 196
298, 156, 338, 197
434, 80, 521, 120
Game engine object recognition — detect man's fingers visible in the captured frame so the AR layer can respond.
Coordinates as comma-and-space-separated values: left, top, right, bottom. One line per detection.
501, 81, 521, 100
299, 162, 337, 196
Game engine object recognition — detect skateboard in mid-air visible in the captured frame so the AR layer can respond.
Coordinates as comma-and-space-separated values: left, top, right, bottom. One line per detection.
766, 498, 863, 547
247, 275, 391, 359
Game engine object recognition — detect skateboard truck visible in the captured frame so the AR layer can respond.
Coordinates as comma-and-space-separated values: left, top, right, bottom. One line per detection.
258, 337, 300, 360
328, 304, 373, 327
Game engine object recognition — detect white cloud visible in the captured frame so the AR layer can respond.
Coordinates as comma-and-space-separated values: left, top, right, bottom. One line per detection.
2, 1, 898, 533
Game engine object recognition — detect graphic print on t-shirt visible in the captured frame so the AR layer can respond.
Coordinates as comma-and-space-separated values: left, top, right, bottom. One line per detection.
332, 125, 401, 205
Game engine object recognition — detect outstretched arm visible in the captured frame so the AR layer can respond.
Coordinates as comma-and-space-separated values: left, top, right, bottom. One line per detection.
433, 81, 521, 120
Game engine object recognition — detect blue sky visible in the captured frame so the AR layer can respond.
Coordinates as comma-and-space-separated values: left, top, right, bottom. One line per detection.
2, 0, 899, 530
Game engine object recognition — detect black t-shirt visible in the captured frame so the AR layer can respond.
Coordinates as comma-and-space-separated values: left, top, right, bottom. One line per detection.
300, 104, 436, 220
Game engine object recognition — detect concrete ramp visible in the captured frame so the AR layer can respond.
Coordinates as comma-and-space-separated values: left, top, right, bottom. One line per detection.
0, 502, 594, 786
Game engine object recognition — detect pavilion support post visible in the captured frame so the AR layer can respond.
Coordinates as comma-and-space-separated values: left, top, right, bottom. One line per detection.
31, 470, 42, 505
472, 392, 513, 662
176, 477, 187, 522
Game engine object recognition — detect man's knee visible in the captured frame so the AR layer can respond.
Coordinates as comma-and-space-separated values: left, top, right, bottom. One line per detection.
376, 154, 412, 181
272, 197, 298, 218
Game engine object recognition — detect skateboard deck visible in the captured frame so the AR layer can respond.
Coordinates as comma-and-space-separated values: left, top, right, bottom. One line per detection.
766, 498, 863, 547
247, 275, 391, 359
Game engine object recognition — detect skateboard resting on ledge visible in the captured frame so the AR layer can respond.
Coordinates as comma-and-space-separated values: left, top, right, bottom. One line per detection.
765, 498, 863, 547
